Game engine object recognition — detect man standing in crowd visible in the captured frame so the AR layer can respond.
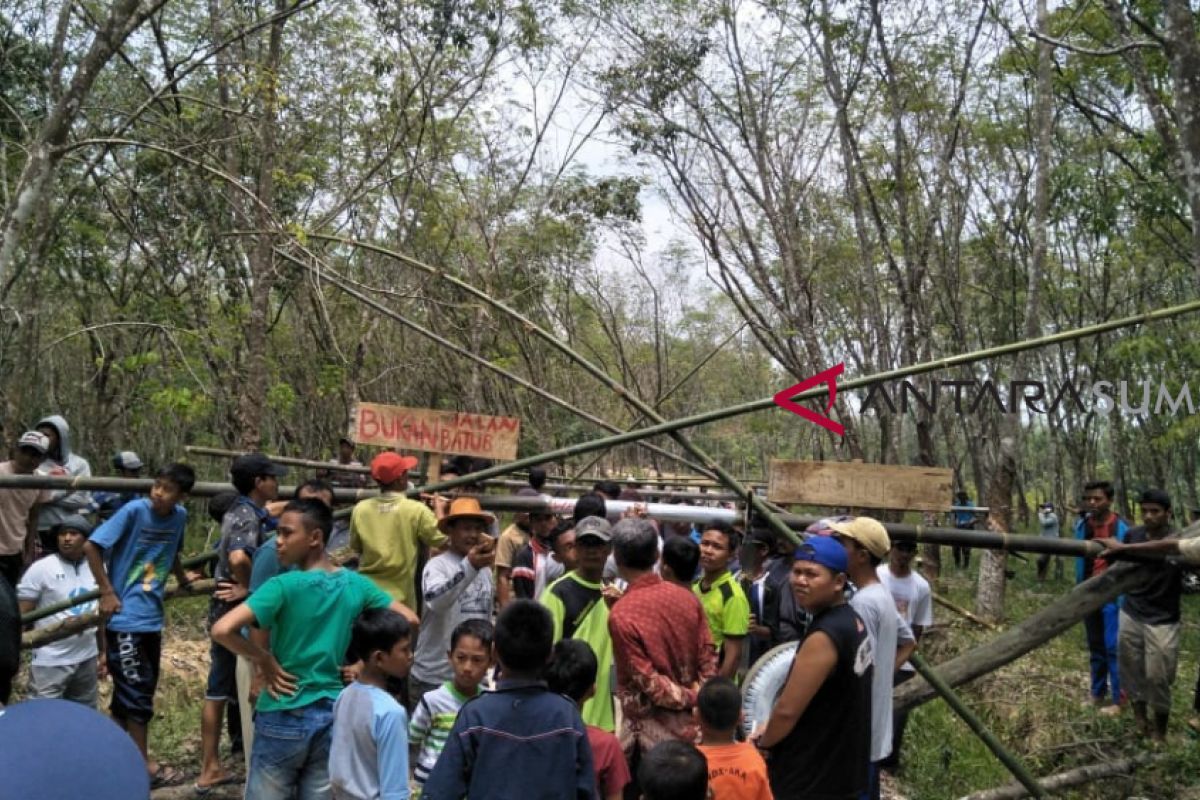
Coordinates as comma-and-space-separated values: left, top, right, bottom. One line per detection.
1103, 489, 1182, 741
1036, 502, 1062, 582
831, 516, 914, 799
877, 538, 932, 774
1075, 479, 1128, 712
199, 453, 286, 791
755, 536, 872, 799
94, 451, 145, 519
951, 490, 975, 569
738, 530, 779, 668
34, 415, 92, 555
609, 517, 716, 799
351, 452, 447, 610
0, 431, 50, 588
694, 521, 750, 680
495, 489, 550, 608
317, 437, 368, 490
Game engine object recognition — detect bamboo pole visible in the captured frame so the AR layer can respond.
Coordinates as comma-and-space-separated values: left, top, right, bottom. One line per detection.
186, 445, 372, 474
297, 236, 795, 545
22, 580, 216, 649
909, 653, 1045, 798
273, 247, 716, 480
956, 754, 1156, 800
406, 294, 1200, 531
933, 593, 1001, 631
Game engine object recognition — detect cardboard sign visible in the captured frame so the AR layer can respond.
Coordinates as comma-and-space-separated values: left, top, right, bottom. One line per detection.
350, 403, 520, 461
768, 459, 952, 511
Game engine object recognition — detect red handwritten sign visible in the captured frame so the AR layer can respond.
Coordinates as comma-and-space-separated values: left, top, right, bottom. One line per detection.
349, 403, 520, 460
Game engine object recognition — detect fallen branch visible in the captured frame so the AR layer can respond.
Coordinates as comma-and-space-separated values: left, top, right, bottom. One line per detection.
956, 753, 1157, 800
934, 592, 1001, 630
22, 580, 215, 649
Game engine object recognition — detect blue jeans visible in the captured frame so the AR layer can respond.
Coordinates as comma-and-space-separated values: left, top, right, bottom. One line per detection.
1084, 601, 1121, 703
245, 699, 335, 800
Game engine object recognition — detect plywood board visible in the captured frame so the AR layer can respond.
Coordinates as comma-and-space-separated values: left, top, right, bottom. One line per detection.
350, 403, 520, 461
768, 459, 953, 511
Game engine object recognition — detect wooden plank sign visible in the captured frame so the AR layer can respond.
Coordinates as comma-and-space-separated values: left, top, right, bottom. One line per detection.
768, 459, 953, 512
350, 403, 520, 461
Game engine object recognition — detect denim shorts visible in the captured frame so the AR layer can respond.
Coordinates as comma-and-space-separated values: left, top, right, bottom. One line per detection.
245, 699, 335, 800
205, 639, 238, 701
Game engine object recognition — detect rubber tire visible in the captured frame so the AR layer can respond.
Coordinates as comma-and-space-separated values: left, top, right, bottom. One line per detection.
741, 641, 798, 737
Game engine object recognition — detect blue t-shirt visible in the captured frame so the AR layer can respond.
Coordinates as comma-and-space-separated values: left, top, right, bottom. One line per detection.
249, 534, 293, 593
89, 498, 188, 633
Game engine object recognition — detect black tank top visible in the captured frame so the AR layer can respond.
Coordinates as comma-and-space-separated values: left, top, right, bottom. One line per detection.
767, 602, 873, 799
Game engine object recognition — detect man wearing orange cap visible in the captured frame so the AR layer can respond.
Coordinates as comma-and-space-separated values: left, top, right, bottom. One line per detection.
350, 453, 447, 611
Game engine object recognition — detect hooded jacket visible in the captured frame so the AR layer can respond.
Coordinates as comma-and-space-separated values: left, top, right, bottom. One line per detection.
34, 415, 92, 531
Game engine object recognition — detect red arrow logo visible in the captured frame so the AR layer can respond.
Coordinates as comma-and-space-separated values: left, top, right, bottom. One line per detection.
773, 363, 846, 436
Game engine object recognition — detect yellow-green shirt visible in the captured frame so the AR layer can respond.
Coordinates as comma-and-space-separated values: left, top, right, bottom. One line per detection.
540, 572, 616, 732
693, 570, 750, 649
349, 492, 446, 608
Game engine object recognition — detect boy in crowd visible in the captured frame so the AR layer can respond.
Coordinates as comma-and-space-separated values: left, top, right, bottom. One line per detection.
410, 497, 495, 708
200, 452, 287, 790
329, 607, 414, 800
212, 499, 418, 800
17, 514, 103, 706
638, 741, 709, 800
0, 431, 50, 588
1075, 479, 1129, 711
660, 535, 699, 588
831, 516, 914, 800
542, 516, 617, 732
409, 619, 493, 796
1103, 489, 1181, 741
756, 536, 872, 799
495, 493, 553, 609
422, 600, 594, 800
876, 539, 932, 773
34, 415, 93, 555
84, 462, 196, 788
545, 638, 631, 800
695, 521, 751, 680
695, 677, 771, 800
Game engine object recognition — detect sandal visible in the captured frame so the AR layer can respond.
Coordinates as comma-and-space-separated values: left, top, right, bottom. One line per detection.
194, 774, 241, 794
150, 765, 187, 789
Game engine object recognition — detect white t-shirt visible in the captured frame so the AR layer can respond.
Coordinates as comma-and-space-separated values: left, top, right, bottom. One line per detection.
17, 554, 99, 666
876, 564, 933, 672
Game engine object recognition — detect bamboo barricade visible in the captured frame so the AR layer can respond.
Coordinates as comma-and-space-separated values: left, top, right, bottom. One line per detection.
403, 296, 1200, 521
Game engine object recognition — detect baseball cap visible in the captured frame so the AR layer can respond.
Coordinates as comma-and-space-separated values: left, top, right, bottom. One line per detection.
0, 699, 150, 800
230, 453, 287, 480
794, 535, 849, 574
50, 513, 93, 537
828, 516, 891, 559
371, 452, 419, 484
16, 430, 49, 455
574, 516, 613, 543
112, 451, 144, 471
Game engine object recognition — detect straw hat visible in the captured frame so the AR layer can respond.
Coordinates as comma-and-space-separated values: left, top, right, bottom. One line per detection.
438, 496, 496, 533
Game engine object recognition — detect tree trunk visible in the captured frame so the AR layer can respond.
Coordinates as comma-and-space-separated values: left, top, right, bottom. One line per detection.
956, 755, 1156, 800
1161, 0, 1200, 285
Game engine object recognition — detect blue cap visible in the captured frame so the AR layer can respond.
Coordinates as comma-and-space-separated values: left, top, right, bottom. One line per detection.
0, 699, 149, 799
794, 534, 848, 574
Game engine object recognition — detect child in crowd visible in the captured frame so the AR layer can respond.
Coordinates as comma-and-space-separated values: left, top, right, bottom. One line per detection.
422, 600, 594, 800
661, 535, 700, 588
408, 619, 493, 796
84, 463, 196, 788
695, 522, 751, 680
211, 498, 418, 800
329, 607, 414, 800
638, 740, 709, 800
17, 515, 103, 706
409, 497, 495, 709
544, 639, 631, 800
695, 677, 772, 800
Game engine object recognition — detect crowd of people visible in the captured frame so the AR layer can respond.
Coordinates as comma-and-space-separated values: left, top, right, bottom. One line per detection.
1, 421, 1198, 798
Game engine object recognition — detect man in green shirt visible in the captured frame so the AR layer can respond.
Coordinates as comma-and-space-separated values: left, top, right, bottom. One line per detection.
350, 452, 447, 608
540, 516, 617, 732
212, 498, 418, 799
695, 521, 750, 680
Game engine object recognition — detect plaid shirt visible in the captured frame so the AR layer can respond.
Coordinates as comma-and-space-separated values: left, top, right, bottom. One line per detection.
608, 573, 717, 753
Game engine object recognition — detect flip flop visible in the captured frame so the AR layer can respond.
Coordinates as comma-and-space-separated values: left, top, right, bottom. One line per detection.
194, 774, 241, 794
150, 765, 187, 789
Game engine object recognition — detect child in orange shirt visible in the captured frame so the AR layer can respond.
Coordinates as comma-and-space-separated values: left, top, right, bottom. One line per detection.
696, 677, 773, 800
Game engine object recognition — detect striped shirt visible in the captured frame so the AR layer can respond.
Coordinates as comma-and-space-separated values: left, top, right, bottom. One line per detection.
408, 682, 478, 786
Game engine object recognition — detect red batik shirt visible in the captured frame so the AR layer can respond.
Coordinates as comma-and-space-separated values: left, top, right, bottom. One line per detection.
608, 573, 718, 753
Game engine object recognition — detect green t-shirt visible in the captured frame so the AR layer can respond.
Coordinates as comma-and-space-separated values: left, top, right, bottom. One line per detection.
693, 570, 750, 649
247, 568, 392, 713
540, 572, 615, 732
